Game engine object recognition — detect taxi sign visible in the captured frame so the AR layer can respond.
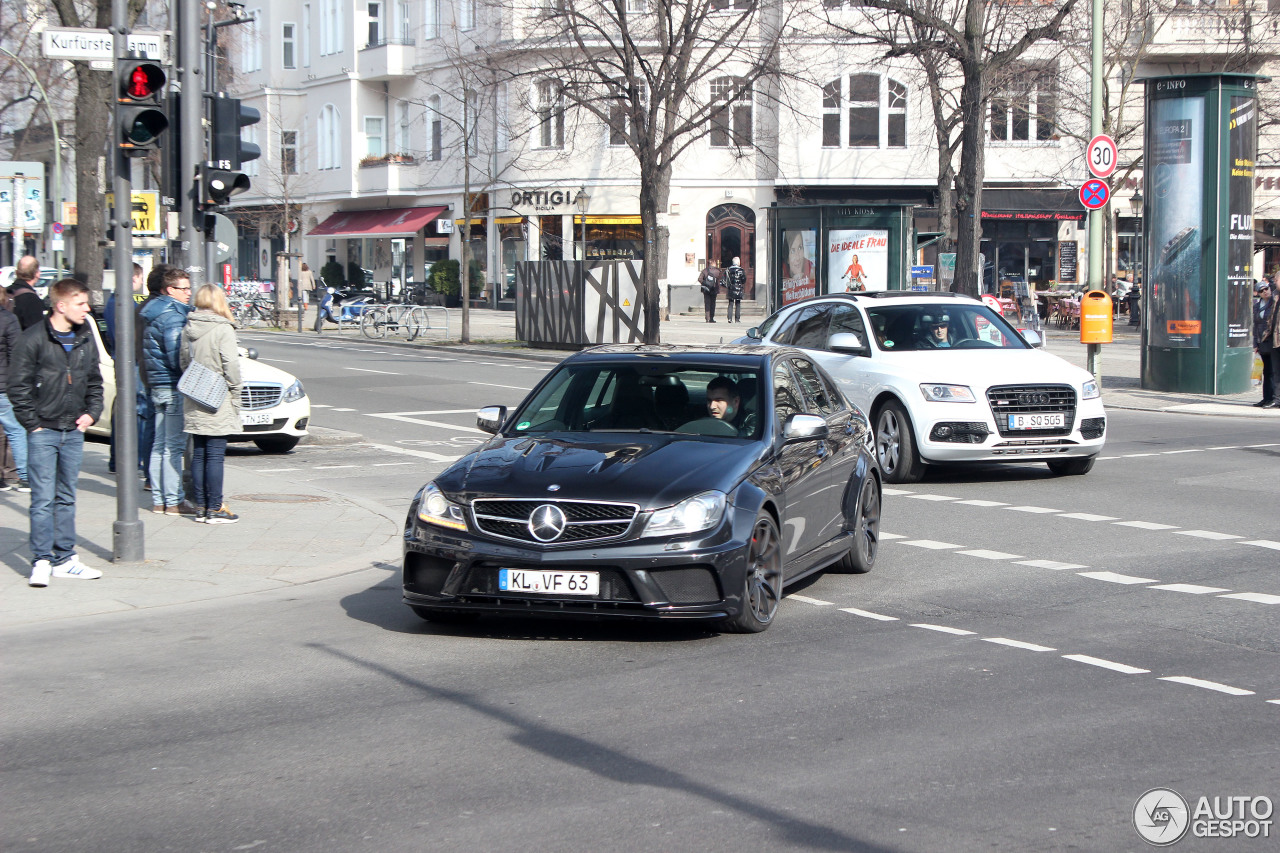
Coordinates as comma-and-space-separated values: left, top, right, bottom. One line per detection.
106, 190, 161, 235
1079, 179, 1110, 210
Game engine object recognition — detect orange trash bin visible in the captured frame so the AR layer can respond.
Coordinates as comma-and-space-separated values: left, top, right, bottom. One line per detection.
1080, 290, 1113, 343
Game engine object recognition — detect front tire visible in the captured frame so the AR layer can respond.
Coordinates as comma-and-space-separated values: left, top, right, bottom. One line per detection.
253, 436, 301, 453
721, 513, 783, 634
875, 401, 926, 484
836, 474, 880, 573
1048, 456, 1096, 476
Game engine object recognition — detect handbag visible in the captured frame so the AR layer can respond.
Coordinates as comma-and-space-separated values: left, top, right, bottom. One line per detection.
177, 340, 228, 409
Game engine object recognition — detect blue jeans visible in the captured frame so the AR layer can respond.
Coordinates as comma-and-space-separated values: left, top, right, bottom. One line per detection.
191, 435, 228, 512
27, 428, 85, 566
149, 386, 186, 507
0, 393, 26, 480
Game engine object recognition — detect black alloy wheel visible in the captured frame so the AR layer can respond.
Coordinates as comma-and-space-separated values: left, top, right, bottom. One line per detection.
837, 473, 879, 574
722, 513, 784, 633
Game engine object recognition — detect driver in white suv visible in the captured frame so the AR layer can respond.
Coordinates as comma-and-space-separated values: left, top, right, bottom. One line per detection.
919, 313, 953, 348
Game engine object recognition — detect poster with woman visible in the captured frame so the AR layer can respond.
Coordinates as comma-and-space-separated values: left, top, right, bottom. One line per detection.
781, 229, 817, 305
828, 229, 889, 293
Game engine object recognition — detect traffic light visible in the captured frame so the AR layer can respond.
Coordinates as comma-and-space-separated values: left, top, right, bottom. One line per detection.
116, 58, 168, 155
202, 97, 260, 209
200, 166, 252, 207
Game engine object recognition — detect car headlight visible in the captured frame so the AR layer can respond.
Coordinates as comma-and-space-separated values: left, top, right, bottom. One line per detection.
646, 491, 726, 536
1082, 379, 1100, 400
281, 379, 306, 403
417, 482, 468, 531
919, 383, 976, 403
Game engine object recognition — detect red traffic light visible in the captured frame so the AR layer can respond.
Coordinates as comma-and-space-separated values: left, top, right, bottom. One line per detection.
118, 60, 165, 103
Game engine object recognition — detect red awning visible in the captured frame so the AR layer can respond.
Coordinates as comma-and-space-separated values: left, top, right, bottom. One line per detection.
308, 206, 447, 238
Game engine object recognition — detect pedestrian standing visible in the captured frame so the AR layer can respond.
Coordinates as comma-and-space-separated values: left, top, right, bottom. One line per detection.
106, 263, 153, 482
140, 265, 195, 514
0, 289, 28, 491
698, 263, 722, 323
297, 262, 315, 311
7, 278, 104, 586
725, 257, 746, 323
1264, 280, 1280, 409
181, 285, 241, 524
7, 255, 46, 329
1253, 281, 1275, 407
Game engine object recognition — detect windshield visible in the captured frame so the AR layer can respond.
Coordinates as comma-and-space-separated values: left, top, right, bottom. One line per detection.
510, 363, 762, 439
864, 303, 1030, 352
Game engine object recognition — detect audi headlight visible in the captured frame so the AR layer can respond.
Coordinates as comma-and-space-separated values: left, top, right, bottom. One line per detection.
646, 491, 726, 536
417, 482, 468, 531
281, 379, 306, 403
920, 383, 976, 403
1082, 379, 1100, 400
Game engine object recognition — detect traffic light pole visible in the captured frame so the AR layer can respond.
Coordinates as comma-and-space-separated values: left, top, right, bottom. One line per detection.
111, 0, 144, 562
176, 0, 205, 284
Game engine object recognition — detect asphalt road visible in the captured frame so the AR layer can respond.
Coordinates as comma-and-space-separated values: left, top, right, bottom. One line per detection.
3, 334, 1277, 853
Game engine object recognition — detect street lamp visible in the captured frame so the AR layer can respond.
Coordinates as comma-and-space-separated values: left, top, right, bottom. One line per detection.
574, 187, 590, 262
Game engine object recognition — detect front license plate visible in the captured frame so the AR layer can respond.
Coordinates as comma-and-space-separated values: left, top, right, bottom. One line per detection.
498, 569, 599, 596
1008, 413, 1066, 430
241, 411, 273, 426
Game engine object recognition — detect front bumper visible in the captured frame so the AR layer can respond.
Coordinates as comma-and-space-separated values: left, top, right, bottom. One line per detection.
228, 397, 311, 442
915, 398, 1107, 463
402, 502, 753, 622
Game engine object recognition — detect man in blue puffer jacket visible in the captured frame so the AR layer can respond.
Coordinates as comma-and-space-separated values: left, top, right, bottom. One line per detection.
139, 265, 193, 514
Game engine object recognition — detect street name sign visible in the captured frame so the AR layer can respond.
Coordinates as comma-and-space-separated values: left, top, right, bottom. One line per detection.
41, 28, 168, 62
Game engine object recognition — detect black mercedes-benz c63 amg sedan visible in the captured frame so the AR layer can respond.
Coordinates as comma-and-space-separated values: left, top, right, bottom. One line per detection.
403, 345, 882, 633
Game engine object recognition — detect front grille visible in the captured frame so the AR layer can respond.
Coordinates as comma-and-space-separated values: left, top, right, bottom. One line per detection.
241, 382, 283, 410
472, 499, 638, 546
986, 384, 1076, 438
651, 566, 720, 604
929, 422, 990, 444
1080, 416, 1106, 440
464, 564, 638, 601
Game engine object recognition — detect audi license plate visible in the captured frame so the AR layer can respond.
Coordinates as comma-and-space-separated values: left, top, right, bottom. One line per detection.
241, 411, 273, 426
498, 569, 599, 596
1008, 413, 1066, 430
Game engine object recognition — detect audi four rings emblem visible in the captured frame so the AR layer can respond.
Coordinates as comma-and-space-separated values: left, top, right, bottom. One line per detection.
1018, 392, 1051, 406
528, 504, 568, 541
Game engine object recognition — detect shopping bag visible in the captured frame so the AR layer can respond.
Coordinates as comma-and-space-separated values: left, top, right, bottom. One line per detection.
178, 354, 228, 409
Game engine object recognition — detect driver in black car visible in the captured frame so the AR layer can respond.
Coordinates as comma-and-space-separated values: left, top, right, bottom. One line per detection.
706, 376, 757, 437
918, 313, 953, 348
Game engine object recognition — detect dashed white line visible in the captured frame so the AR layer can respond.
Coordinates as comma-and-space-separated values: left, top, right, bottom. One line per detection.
957, 549, 1024, 560
1005, 505, 1062, 514
1219, 592, 1280, 605
953, 499, 1009, 507
372, 461, 417, 467
1121, 453, 1158, 458
257, 467, 301, 473
331, 407, 357, 412
1161, 448, 1204, 454
311, 404, 333, 409
839, 608, 898, 621
1244, 540, 1280, 551
1208, 446, 1241, 451
469, 381, 533, 390
906, 494, 958, 502
899, 540, 962, 550
1078, 570, 1159, 585
982, 637, 1056, 652
1245, 443, 1280, 448
366, 442, 461, 463
1016, 559, 1088, 570
1176, 530, 1243, 541
1158, 676, 1254, 696
1057, 512, 1119, 522
910, 624, 976, 636
881, 488, 914, 496
1113, 520, 1180, 531
313, 465, 358, 470
344, 367, 401, 375
1149, 583, 1231, 595
787, 594, 833, 606
1062, 654, 1149, 675
879, 532, 908, 541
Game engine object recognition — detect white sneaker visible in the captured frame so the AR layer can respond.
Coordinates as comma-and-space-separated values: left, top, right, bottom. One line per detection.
51, 557, 103, 580
29, 559, 52, 587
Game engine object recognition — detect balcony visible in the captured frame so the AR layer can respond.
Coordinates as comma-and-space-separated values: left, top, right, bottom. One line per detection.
359, 38, 416, 80
358, 154, 420, 195
1138, 8, 1280, 63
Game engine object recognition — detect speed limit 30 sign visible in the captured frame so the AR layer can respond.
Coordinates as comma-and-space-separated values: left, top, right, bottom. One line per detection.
1087, 134, 1117, 179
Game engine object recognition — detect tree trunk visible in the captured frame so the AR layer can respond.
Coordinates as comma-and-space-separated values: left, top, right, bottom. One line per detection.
638, 160, 671, 345
69, 64, 110, 300
952, 66, 986, 298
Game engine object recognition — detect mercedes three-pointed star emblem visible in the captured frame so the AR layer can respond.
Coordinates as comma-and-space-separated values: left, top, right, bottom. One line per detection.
528, 504, 568, 542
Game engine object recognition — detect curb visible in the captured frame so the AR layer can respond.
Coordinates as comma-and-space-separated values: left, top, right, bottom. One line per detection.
301, 425, 365, 446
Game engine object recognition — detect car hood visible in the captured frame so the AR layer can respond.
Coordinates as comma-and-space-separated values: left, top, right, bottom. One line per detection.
240, 356, 299, 385
869, 347, 1092, 387
439, 434, 759, 508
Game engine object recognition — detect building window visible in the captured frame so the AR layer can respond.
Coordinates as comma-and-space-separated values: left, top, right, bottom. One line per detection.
318, 104, 341, 169
609, 77, 647, 146
625, 0, 648, 11
281, 129, 298, 174
496, 83, 509, 152
365, 116, 385, 157
301, 5, 311, 67
423, 0, 439, 39
710, 0, 752, 9
990, 69, 1057, 142
241, 10, 262, 72
282, 23, 296, 69
537, 79, 564, 149
460, 0, 476, 30
466, 89, 481, 153
710, 77, 752, 148
367, 1, 382, 47
428, 95, 442, 160
321, 0, 343, 55
394, 0, 411, 41
395, 101, 411, 154
822, 74, 907, 149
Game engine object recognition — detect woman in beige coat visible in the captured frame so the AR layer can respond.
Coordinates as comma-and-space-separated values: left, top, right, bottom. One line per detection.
180, 285, 242, 523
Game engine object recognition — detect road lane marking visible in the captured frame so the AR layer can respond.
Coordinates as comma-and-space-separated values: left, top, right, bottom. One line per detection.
469, 381, 533, 390
787, 594, 833, 606
372, 461, 417, 467
344, 367, 401, 375
899, 540, 962, 550
1245, 443, 1280, 448
314, 465, 358, 470
1158, 676, 1254, 696
257, 467, 301, 472
1113, 520, 1180, 530
1161, 449, 1204, 454
1005, 505, 1062, 514
906, 494, 958, 501
1062, 654, 1149, 674
365, 411, 487, 433
311, 404, 333, 408
953, 499, 1009, 507
1016, 560, 1087, 570
1121, 453, 1158, 458
367, 442, 462, 463
910, 624, 976, 636
878, 532, 907, 540
1244, 540, 1280, 550
839, 608, 898, 621
1208, 446, 1241, 450
1078, 570, 1159, 585
1057, 512, 1119, 522
1149, 583, 1231, 595
331, 407, 357, 412
1175, 529, 1243, 540
957, 549, 1024, 560
881, 488, 914, 496
1219, 592, 1280, 605
982, 638, 1056, 652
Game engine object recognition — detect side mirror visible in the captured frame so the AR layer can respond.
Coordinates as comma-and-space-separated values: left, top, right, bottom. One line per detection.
828, 332, 868, 355
745, 326, 761, 340
783, 413, 829, 443
245, 347, 260, 360
476, 405, 507, 434
1020, 330, 1043, 347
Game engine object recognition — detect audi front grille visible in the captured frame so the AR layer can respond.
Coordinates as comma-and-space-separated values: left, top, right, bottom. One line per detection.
986, 384, 1076, 438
